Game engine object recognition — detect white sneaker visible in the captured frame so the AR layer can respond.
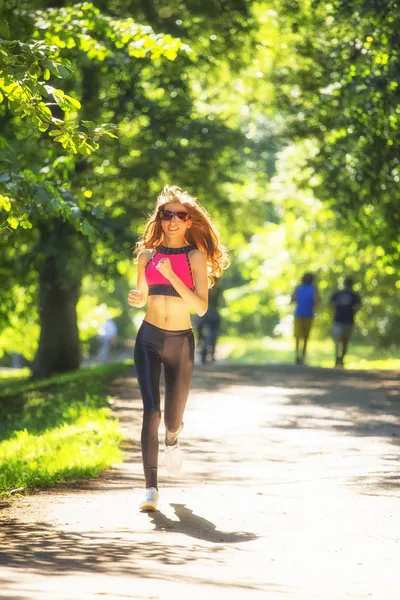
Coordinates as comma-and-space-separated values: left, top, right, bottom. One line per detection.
165, 439, 183, 476
139, 487, 159, 511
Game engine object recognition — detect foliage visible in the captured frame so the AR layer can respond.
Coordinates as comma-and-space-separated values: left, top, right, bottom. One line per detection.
0, 409, 122, 494
273, 0, 400, 261
0, 2, 184, 156
0, 0, 274, 374
2, 0, 399, 371
0, 1, 189, 233
221, 140, 400, 346
0, 361, 131, 494
221, 282, 280, 338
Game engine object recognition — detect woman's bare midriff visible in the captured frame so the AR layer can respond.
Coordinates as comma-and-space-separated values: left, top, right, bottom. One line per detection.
144, 295, 193, 330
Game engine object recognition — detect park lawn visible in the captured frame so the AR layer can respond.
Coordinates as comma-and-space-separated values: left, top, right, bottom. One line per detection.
0, 368, 30, 388
219, 337, 400, 371
0, 361, 133, 496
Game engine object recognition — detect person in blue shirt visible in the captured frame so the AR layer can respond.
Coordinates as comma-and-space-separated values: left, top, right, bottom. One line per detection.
291, 272, 319, 364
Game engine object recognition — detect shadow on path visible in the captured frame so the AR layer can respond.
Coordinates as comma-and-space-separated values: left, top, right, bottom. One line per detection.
0, 519, 263, 592
148, 503, 258, 544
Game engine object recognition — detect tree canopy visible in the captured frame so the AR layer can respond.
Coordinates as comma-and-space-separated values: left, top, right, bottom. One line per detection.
0, 0, 271, 375
273, 0, 400, 262
1, 0, 399, 375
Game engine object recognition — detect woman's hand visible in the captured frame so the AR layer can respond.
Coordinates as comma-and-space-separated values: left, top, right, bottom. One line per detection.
128, 289, 144, 308
156, 257, 175, 281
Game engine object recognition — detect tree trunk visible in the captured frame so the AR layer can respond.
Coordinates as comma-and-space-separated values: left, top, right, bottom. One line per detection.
32, 220, 83, 379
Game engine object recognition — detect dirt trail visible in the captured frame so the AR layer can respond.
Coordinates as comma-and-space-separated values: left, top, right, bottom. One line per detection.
0, 364, 399, 600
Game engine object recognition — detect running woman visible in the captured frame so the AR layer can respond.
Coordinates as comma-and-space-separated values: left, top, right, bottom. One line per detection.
128, 185, 229, 511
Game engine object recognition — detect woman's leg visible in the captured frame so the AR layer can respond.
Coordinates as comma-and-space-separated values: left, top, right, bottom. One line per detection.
163, 330, 195, 446
134, 323, 163, 489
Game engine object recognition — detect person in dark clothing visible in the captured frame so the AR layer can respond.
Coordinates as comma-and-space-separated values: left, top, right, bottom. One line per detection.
330, 276, 361, 368
195, 282, 223, 364
197, 306, 221, 364
291, 272, 319, 364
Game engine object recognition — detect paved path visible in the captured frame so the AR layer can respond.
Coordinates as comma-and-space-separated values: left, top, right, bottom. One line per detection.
0, 365, 399, 600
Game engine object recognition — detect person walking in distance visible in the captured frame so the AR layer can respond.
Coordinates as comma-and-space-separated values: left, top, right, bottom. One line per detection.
291, 272, 319, 365
98, 318, 118, 362
196, 281, 224, 364
330, 276, 361, 368
128, 185, 229, 511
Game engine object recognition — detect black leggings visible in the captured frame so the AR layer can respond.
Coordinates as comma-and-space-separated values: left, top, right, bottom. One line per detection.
134, 320, 195, 489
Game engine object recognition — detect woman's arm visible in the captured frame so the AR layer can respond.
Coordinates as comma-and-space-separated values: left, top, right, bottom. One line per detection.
127, 251, 150, 309
156, 250, 208, 316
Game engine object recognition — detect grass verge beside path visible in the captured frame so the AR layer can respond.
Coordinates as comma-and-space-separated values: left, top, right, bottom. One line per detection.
220, 337, 400, 370
0, 361, 133, 497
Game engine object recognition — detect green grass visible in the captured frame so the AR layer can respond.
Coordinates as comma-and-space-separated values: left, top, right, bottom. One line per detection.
220, 337, 400, 370
0, 367, 30, 389
0, 361, 133, 496
0, 368, 30, 379
0, 360, 133, 398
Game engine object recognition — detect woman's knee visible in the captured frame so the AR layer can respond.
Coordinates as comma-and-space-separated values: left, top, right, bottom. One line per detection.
143, 408, 161, 428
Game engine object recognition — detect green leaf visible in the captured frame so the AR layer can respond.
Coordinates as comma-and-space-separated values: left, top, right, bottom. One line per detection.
64, 94, 81, 110
56, 65, 71, 78
54, 134, 68, 143
42, 60, 71, 80
20, 220, 33, 230
81, 221, 95, 237
43, 59, 59, 77
49, 129, 64, 137
28, 62, 42, 79
0, 194, 11, 212
92, 205, 103, 218
81, 120, 96, 129
0, 19, 11, 40
7, 216, 19, 229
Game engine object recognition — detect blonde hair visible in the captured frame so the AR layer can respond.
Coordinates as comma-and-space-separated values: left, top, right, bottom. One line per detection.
134, 185, 230, 287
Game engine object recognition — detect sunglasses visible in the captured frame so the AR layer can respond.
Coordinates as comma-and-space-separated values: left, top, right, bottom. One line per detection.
160, 209, 190, 223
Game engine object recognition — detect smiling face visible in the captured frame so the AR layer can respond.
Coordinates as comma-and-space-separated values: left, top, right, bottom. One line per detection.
160, 201, 192, 243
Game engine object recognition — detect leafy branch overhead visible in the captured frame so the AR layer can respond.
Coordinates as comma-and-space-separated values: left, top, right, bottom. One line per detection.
0, 2, 190, 155
275, 0, 400, 257
0, 2, 190, 233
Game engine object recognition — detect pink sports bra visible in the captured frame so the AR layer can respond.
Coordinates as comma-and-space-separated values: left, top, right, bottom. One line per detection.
145, 245, 195, 297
